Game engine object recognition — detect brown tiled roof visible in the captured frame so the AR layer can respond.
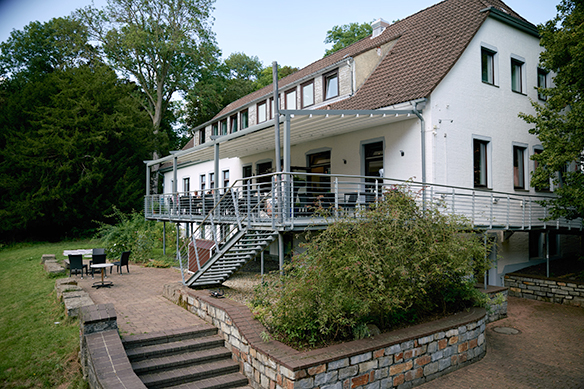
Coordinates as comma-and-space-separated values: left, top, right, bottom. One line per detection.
195, 0, 528, 136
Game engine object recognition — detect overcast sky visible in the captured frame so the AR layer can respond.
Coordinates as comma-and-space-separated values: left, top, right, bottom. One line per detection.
0, 0, 560, 69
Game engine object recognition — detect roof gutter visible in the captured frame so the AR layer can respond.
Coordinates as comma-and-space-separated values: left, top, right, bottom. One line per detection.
481, 7, 539, 38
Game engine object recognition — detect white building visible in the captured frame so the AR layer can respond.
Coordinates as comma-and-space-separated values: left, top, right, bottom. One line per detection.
145, 0, 581, 288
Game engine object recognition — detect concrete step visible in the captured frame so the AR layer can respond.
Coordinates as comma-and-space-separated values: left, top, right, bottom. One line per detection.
139, 358, 241, 389
126, 335, 225, 362
132, 347, 232, 375
123, 325, 217, 349
164, 373, 249, 389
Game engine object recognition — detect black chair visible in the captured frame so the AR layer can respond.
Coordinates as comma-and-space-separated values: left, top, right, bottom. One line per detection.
68, 254, 88, 278
91, 253, 107, 278
111, 251, 131, 274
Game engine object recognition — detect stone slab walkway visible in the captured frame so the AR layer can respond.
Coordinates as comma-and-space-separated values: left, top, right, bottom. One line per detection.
75, 264, 205, 336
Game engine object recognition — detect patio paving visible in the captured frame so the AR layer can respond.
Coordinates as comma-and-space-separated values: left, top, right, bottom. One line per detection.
74, 264, 584, 387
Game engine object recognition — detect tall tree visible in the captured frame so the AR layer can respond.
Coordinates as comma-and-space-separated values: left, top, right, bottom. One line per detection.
253, 64, 298, 90
520, 0, 584, 219
323, 22, 372, 57
76, 0, 219, 142
0, 19, 153, 241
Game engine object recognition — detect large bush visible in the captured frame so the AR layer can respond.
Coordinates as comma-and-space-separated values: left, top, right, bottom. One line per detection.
250, 187, 492, 348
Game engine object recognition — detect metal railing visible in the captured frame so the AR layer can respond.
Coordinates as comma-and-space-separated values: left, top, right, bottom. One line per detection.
145, 172, 583, 232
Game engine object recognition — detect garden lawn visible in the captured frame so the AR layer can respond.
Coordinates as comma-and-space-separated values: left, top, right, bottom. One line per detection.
0, 240, 96, 388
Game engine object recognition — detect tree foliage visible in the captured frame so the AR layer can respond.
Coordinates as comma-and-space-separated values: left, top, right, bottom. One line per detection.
0, 19, 154, 242
185, 53, 298, 129
324, 22, 372, 57
250, 188, 491, 349
76, 0, 219, 135
520, 0, 584, 219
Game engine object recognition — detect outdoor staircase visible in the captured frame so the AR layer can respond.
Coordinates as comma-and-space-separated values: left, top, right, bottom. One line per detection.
123, 325, 249, 389
186, 229, 278, 288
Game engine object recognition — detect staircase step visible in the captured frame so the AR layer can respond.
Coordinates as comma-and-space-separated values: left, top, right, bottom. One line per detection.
165, 372, 249, 389
139, 358, 240, 388
132, 347, 232, 375
126, 335, 225, 362
123, 325, 217, 349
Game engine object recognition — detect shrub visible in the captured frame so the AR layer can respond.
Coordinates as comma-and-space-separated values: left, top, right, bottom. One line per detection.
94, 207, 161, 263
250, 186, 492, 348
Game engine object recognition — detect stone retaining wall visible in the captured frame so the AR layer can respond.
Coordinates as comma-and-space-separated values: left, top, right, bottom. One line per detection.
163, 283, 488, 389
505, 273, 584, 307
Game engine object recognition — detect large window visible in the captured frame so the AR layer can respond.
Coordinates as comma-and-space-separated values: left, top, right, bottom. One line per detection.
537, 68, 548, 101
324, 70, 339, 100
240, 110, 248, 129
200, 174, 206, 191
256, 161, 272, 191
511, 59, 523, 93
223, 170, 230, 188
209, 172, 215, 189
513, 145, 527, 189
308, 151, 331, 193
257, 101, 267, 123
302, 81, 314, 107
242, 165, 252, 186
481, 48, 495, 85
183, 177, 190, 193
473, 139, 489, 188
285, 88, 297, 109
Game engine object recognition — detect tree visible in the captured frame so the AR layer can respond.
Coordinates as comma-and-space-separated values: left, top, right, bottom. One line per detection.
0, 19, 154, 241
323, 22, 372, 57
76, 0, 219, 139
253, 64, 298, 90
520, 0, 584, 220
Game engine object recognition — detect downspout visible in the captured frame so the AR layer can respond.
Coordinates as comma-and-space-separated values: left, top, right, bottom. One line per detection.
413, 99, 427, 208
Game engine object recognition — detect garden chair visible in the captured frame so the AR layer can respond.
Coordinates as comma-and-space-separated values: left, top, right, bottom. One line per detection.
111, 251, 131, 274
91, 253, 107, 278
68, 254, 88, 278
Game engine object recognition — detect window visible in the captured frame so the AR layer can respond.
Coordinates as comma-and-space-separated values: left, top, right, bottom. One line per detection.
257, 101, 267, 123
200, 175, 206, 192
269, 97, 274, 119
212, 123, 218, 136
199, 128, 206, 144
220, 120, 228, 135
533, 148, 549, 191
223, 170, 230, 188
240, 110, 249, 129
481, 48, 495, 84
183, 177, 190, 193
473, 139, 489, 188
537, 68, 548, 101
324, 70, 339, 100
209, 172, 215, 189
302, 81, 314, 107
256, 161, 272, 191
308, 151, 331, 193
511, 59, 523, 93
513, 145, 527, 189
230, 114, 238, 133
285, 89, 297, 109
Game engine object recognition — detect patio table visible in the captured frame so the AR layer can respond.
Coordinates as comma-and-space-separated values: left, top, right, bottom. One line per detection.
91, 263, 114, 288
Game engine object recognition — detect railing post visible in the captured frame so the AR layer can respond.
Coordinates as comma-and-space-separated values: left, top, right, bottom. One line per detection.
506, 195, 510, 230
472, 191, 475, 228
247, 181, 251, 228
489, 193, 493, 229
522, 198, 525, 230
290, 175, 295, 229
529, 199, 532, 230
271, 176, 276, 230
232, 188, 242, 230
334, 177, 339, 218
452, 188, 455, 214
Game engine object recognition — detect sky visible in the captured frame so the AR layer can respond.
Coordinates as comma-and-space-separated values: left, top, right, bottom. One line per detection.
0, 0, 560, 69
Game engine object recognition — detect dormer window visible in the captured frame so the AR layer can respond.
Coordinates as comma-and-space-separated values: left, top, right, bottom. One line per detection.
230, 114, 238, 133
220, 119, 228, 135
199, 128, 205, 144
241, 110, 249, 129
212, 123, 218, 136
285, 88, 297, 109
257, 101, 267, 123
324, 70, 339, 100
302, 81, 314, 108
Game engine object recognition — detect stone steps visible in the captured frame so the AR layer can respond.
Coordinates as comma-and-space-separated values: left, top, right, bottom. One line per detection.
123, 325, 248, 389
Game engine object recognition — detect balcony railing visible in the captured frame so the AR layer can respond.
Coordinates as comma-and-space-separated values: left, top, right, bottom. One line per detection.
144, 172, 583, 231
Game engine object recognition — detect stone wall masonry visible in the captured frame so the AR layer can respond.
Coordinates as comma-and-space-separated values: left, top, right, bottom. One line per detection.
505, 273, 584, 307
163, 283, 488, 389
477, 285, 508, 323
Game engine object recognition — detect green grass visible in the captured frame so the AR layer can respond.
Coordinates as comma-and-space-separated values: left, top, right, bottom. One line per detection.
0, 240, 98, 389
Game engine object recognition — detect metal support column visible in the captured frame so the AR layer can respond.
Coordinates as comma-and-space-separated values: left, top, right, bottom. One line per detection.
278, 232, 284, 277
163, 221, 166, 255
214, 143, 220, 206
146, 164, 151, 196
546, 231, 550, 278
